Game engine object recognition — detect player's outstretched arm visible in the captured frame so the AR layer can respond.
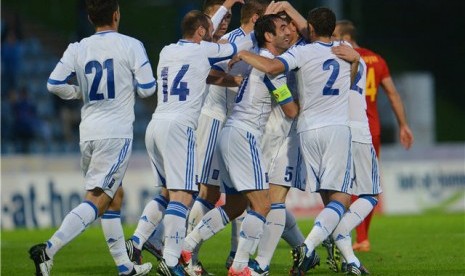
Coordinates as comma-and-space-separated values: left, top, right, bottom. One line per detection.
207, 69, 243, 87
230, 50, 285, 75
381, 77, 414, 149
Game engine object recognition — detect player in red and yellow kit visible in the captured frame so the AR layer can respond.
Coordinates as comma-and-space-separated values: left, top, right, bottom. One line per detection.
333, 20, 414, 251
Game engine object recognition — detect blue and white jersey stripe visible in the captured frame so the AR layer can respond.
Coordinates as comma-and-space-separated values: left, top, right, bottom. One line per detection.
185, 127, 196, 190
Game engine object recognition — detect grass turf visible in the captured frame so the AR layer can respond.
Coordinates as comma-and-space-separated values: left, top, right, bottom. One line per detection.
2, 213, 464, 275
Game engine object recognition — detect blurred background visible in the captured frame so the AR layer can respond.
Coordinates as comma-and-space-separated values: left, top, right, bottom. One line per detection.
1, 0, 464, 229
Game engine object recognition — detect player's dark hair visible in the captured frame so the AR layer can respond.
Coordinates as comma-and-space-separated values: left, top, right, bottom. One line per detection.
182, 10, 211, 38
240, 0, 269, 24
202, 0, 225, 15
254, 14, 282, 48
336, 20, 357, 41
307, 7, 336, 37
85, 0, 118, 27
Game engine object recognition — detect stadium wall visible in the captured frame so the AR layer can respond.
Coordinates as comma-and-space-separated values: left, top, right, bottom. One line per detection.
1, 144, 464, 229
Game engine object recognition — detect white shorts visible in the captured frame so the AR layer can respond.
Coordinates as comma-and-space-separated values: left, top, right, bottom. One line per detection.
145, 119, 198, 192
261, 133, 306, 190
351, 142, 382, 196
196, 114, 224, 187
217, 126, 269, 194
80, 138, 132, 198
300, 125, 352, 193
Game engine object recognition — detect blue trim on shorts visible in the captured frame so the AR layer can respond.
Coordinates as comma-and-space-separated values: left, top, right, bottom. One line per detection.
152, 161, 166, 186
185, 127, 196, 190
247, 132, 264, 190
371, 146, 380, 194
103, 139, 131, 189
294, 146, 305, 190
200, 119, 220, 184
341, 133, 352, 193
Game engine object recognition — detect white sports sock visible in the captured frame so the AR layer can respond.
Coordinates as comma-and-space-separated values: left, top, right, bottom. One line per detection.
282, 208, 305, 247
187, 197, 215, 233
184, 207, 229, 252
304, 200, 345, 256
101, 211, 134, 274
230, 213, 245, 253
333, 196, 377, 266
163, 201, 189, 267
255, 203, 285, 270
132, 195, 168, 250
46, 201, 98, 258
147, 221, 164, 251
232, 211, 266, 271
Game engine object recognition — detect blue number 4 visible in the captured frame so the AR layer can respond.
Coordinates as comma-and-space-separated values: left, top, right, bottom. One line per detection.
85, 59, 115, 101
162, 64, 190, 102
322, 59, 340, 96
351, 63, 364, 94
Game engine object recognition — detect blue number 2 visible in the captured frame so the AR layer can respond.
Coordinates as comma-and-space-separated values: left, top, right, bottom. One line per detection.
162, 64, 190, 102
85, 59, 115, 101
351, 63, 364, 94
322, 59, 340, 96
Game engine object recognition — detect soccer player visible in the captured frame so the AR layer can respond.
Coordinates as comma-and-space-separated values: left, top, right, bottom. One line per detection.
248, 11, 307, 275
181, 14, 298, 276
232, 6, 361, 275
128, 10, 254, 276
333, 20, 414, 252
28, 0, 156, 275
324, 55, 380, 275
186, 1, 269, 273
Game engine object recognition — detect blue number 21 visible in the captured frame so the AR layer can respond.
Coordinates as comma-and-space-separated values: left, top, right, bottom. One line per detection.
162, 64, 190, 102
322, 59, 340, 96
85, 59, 115, 101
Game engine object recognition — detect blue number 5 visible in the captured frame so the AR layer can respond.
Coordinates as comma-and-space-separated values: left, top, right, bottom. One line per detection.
162, 65, 190, 102
322, 59, 340, 96
85, 59, 115, 101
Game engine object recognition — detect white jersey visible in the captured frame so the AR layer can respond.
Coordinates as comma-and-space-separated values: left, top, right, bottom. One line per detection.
277, 40, 352, 133
201, 28, 254, 121
226, 49, 288, 138
153, 38, 252, 129
349, 59, 371, 143
47, 31, 156, 141
264, 38, 306, 137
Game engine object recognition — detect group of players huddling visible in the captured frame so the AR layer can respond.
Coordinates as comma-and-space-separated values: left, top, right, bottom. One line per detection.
28, 0, 401, 275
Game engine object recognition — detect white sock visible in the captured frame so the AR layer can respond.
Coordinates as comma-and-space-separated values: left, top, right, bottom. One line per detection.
230, 213, 245, 254
232, 210, 266, 271
282, 208, 305, 247
184, 207, 229, 252
163, 201, 189, 267
256, 203, 285, 270
101, 211, 134, 274
147, 221, 164, 251
333, 196, 377, 266
132, 195, 168, 250
304, 200, 345, 256
46, 201, 98, 258
187, 197, 215, 234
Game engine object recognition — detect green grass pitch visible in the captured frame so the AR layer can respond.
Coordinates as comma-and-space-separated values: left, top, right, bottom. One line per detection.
2, 213, 464, 275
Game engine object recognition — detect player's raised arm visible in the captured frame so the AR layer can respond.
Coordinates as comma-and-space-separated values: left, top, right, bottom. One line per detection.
266, 1, 309, 40
332, 42, 360, 86
206, 68, 243, 87
230, 50, 285, 75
